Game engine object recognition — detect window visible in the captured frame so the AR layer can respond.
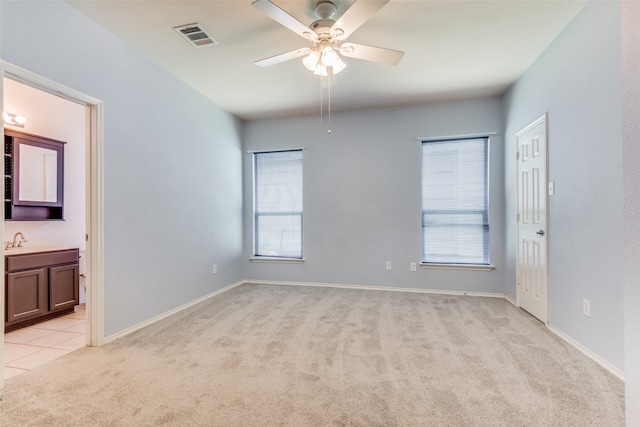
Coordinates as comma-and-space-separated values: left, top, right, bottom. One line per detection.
253, 150, 303, 258
421, 137, 489, 265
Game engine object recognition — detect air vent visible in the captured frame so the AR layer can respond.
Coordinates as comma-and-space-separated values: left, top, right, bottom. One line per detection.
174, 23, 217, 47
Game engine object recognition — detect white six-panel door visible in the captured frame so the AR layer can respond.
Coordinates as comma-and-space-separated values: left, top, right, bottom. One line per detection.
516, 115, 548, 323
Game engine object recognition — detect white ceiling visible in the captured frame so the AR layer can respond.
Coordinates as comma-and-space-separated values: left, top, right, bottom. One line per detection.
66, 0, 587, 121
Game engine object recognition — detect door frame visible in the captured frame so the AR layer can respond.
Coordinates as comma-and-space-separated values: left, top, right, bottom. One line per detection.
515, 113, 549, 323
0, 61, 105, 386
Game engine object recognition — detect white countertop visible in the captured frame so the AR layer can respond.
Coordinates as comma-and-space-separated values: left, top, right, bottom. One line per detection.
4, 246, 79, 256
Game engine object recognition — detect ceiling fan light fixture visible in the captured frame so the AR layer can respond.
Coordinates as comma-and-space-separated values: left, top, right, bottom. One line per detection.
320, 46, 338, 67
331, 55, 347, 74
313, 64, 328, 76
303, 46, 346, 76
303, 50, 321, 71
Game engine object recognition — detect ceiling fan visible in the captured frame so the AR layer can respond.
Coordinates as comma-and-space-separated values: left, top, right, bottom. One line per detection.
252, 0, 404, 76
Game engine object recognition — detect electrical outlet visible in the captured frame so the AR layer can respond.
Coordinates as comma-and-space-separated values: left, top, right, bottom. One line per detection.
212, 264, 218, 274
583, 299, 591, 317
410, 262, 417, 272
385, 261, 392, 271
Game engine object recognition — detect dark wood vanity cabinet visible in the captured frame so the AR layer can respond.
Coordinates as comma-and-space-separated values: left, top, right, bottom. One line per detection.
5, 248, 79, 332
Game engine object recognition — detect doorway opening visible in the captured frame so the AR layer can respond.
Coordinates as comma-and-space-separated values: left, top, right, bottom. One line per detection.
0, 61, 104, 386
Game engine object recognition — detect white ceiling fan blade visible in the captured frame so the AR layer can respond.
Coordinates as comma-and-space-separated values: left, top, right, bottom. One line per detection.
252, 0, 316, 41
339, 42, 404, 65
255, 48, 311, 67
331, 0, 389, 40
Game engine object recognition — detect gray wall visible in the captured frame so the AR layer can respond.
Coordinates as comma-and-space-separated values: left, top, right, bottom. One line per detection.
1, 0, 632, 398
622, 0, 640, 423
243, 97, 506, 294
0, 0, 245, 337
503, 1, 624, 370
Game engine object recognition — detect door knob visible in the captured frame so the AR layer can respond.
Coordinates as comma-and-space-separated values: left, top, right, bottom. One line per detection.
536, 229, 545, 236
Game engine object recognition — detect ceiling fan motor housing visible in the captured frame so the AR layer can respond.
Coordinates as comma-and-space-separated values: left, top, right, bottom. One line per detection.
314, 1, 337, 19
310, 19, 336, 40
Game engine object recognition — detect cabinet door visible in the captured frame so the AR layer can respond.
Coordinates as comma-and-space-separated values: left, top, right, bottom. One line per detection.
49, 264, 79, 312
6, 268, 47, 323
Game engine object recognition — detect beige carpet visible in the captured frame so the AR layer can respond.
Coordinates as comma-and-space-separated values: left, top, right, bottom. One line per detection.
0, 283, 625, 426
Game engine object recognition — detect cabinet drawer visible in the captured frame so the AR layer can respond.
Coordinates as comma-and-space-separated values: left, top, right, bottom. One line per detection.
6, 249, 79, 272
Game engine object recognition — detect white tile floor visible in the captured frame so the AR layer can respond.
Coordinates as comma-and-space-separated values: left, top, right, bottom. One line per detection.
3, 304, 86, 380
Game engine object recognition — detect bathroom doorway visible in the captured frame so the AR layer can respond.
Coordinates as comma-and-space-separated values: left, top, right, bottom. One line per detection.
0, 62, 104, 385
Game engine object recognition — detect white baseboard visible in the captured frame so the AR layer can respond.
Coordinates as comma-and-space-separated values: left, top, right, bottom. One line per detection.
246, 279, 505, 299
104, 279, 503, 344
498, 292, 623, 381
104, 280, 244, 344
547, 325, 624, 381
504, 294, 517, 306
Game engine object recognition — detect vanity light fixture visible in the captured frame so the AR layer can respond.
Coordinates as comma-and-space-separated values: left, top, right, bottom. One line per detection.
3, 111, 26, 128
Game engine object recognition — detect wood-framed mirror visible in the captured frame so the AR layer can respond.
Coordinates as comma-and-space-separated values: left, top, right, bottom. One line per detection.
4, 129, 65, 220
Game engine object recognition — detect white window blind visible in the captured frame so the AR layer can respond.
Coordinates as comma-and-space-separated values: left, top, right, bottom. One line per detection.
254, 150, 303, 258
421, 138, 489, 265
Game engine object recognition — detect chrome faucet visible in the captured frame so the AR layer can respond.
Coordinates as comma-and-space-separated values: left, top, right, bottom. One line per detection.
12, 232, 27, 248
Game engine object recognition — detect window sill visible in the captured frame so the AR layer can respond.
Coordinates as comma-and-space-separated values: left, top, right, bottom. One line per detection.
420, 263, 494, 271
250, 257, 305, 264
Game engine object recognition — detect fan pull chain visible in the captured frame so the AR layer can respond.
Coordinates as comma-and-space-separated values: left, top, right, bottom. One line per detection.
320, 75, 324, 132
318, 72, 334, 134
327, 71, 332, 134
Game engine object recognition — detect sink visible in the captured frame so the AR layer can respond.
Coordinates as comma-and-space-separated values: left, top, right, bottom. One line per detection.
5, 247, 30, 253
4, 246, 75, 255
